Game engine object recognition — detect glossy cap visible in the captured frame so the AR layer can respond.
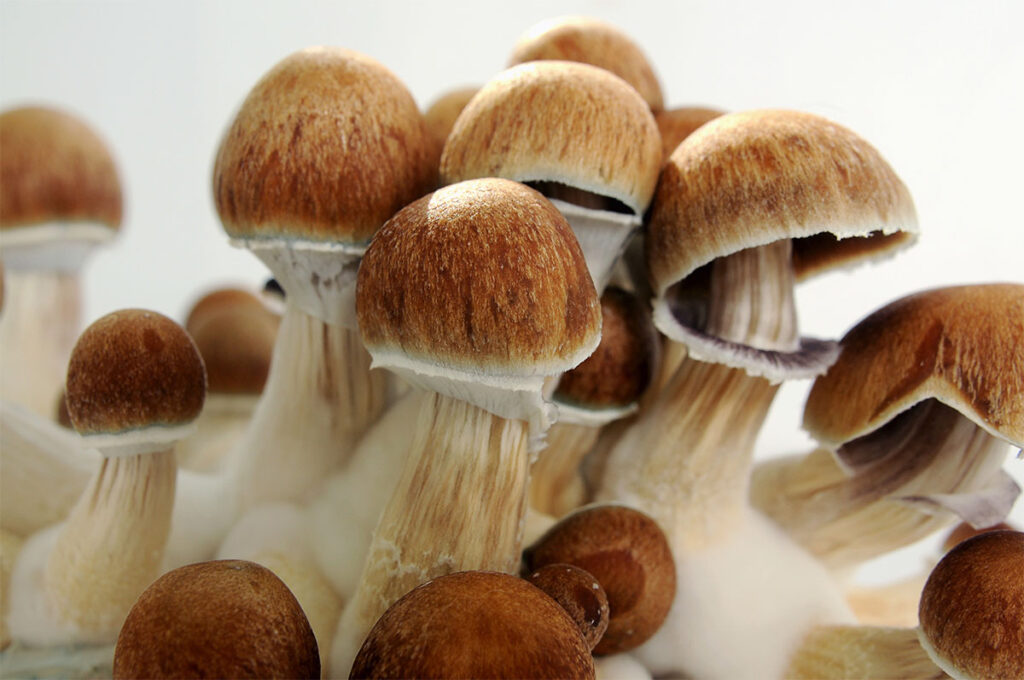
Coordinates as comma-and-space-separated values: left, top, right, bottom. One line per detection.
113, 560, 320, 679
0, 106, 122, 230
65, 309, 206, 438
918, 530, 1024, 680
647, 109, 918, 299
350, 570, 595, 679
440, 61, 662, 217
213, 46, 436, 246
508, 16, 664, 111
804, 284, 1024, 448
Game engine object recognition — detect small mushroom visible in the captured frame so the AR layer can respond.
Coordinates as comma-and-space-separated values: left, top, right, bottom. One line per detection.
526, 563, 610, 650
112, 559, 320, 679
0, 106, 122, 417
349, 570, 595, 679
422, 85, 479, 176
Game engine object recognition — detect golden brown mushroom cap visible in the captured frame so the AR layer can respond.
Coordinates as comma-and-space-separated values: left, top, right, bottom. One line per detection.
213, 46, 437, 246
646, 109, 918, 298
440, 61, 662, 216
654, 106, 724, 163
508, 16, 664, 112
356, 178, 601, 378
65, 309, 206, 435
803, 283, 1024, 447
918, 530, 1024, 680
422, 85, 479, 172
0, 106, 122, 230
350, 570, 595, 679
112, 560, 320, 679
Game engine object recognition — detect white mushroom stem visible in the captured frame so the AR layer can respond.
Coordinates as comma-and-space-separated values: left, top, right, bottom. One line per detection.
231, 303, 389, 510
0, 270, 80, 417
330, 391, 531, 677
750, 401, 1017, 570
783, 625, 944, 679
173, 393, 258, 473
529, 420, 601, 518
8, 448, 176, 645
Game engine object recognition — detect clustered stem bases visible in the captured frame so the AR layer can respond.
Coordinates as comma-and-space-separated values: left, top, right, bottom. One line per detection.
330, 391, 532, 677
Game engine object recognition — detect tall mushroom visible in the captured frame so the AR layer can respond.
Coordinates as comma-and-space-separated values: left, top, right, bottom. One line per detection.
6, 309, 204, 649
330, 178, 601, 676
441, 60, 661, 293
595, 108, 918, 678
752, 283, 1024, 571
212, 46, 436, 509
0, 106, 122, 417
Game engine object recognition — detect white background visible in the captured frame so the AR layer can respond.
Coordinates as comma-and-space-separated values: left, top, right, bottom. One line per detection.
2, 0, 1022, 579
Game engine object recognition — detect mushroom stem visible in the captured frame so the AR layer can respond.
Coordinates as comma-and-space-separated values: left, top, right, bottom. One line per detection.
784, 625, 944, 679
0, 270, 80, 417
751, 400, 1016, 570
330, 390, 532, 677
173, 394, 257, 473
529, 421, 601, 517
232, 304, 389, 509
45, 449, 176, 640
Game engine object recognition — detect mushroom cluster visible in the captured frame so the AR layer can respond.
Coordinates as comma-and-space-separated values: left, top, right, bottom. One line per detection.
2, 14, 1023, 680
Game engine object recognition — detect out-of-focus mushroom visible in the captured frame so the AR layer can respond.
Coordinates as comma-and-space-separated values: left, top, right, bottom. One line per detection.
441, 60, 661, 292
112, 560, 320, 679
349, 570, 595, 680
752, 284, 1024, 570
0, 106, 122, 417
783, 625, 944, 679
7, 309, 204, 646
654, 106, 724, 164
531, 287, 659, 517
422, 85, 478, 176
1, 528, 24, 650
175, 286, 280, 473
508, 16, 664, 112
918, 529, 1024, 679
331, 178, 600, 676
522, 504, 676, 656
213, 46, 436, 510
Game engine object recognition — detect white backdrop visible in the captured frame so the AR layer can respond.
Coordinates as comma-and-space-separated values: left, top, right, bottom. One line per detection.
2, 0, 1022, 577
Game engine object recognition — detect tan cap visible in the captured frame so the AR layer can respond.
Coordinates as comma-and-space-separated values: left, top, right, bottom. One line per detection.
350, 570, 595, 679
65, 308, 206, 437
647, 109, 918, 299
803, 283, 1024, 448
213, 46, 436, 246
112, 560, 320, 679
508, 16, 664, 112
0, 106, 122, 231
440, 61, 662, 217
655, 106, 724, 163
357, 178, 600, 379
423, 85, 479, 171
918, 530, 1024, 680
184, 287, 279, 395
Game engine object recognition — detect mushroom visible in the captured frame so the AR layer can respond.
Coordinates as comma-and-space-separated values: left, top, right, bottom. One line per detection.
212, 45, 436, 509
330, 178, 601, 676
441, 60, 662, 293
1, 528, 24, 650
531, 286, 660, 518
422, 85, 479, 176
782, 624, 944, 679
508, 16, 664, 112
112, 559, 320, 679
654, 106, 725, 164
594, 108, 918, 678
752, 284, 1024, 571
525, 563, 610, 651
0, 106, 122, 418
349, 570, 595, 680
6, 309, 204, 647
522, 503, 676, 656
175, 285, 280, 473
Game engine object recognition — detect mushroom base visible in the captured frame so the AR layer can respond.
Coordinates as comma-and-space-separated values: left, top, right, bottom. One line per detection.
785, 625, 942, 679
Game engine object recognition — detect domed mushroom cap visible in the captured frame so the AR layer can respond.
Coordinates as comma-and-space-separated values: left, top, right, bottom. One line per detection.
350, 570, 595, 679
646, 108, 918, 299
918, 530, 1024, 680
112, 560, 320, 680
213, 46, 437, 246
803, 283, 1024, 448
423, 86, 479, 167
65, 308, 206, 436
508, 16, 664, 112
184, 287, 279, 395
655, 106, 724, 163
554, 286, 659, 417
0, 106, 122, 231
440, 61, 662, 217
356, 178, 601, 379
